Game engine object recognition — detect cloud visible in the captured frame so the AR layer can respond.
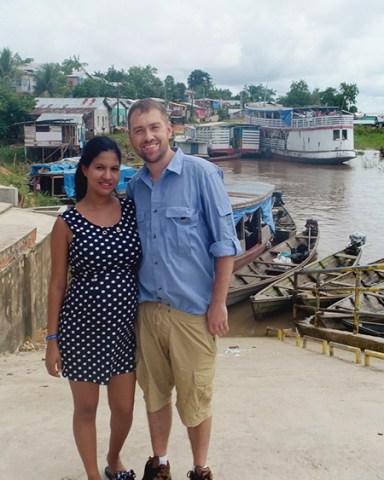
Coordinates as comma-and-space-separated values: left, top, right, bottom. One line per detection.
1, 0, 384, 112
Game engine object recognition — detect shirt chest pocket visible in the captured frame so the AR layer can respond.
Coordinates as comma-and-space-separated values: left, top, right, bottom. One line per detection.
165, 207, 198, 254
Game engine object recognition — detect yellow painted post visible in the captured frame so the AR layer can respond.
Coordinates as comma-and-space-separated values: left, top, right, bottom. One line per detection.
302, 335, 327, 354
329, 341, 362, 364
266, 327, 282, 340
364, 349, 384, 366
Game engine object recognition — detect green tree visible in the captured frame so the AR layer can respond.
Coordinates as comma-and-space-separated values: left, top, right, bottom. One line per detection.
61, 55, 88, 75
279, 80, 312, 107
0, 78, 35, 141
126, 65, 164, 99
103, 65, 127, 83
173, 82, 186, 102
162, 76, 187, 102
72, 77, 107, 97
244, 84, 275, 102
0, 47, 23, 79
34, 63, 68, 97
339, 82, 359, 112
187, 69, 213, 98
164, 75, 175, 102
210, 87, 233, 100
319, 87, 339, 106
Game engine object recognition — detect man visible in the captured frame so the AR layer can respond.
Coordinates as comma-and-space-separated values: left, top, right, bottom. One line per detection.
126, 98, 241, 480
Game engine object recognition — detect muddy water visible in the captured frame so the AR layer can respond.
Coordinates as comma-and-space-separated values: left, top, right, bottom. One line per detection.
219, 150, 384, 336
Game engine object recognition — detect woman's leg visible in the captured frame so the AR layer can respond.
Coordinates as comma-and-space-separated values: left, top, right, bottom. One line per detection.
69, 380, 101, 480
106, 372, 136, 473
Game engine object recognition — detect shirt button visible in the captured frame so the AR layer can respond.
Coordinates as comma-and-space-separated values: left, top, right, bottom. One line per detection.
154, 261, 158, 265
153, 209, 157, 213
153, 234, 156, 239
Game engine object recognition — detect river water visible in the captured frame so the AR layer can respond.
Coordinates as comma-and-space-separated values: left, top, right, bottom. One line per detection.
218, 150, 384, 336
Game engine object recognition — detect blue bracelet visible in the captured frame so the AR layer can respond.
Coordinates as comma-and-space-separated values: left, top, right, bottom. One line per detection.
45, 333, 59, 340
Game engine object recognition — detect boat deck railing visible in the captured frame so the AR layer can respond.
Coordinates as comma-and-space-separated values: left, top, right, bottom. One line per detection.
245, 114, 354, 129
292, 263, 384, 334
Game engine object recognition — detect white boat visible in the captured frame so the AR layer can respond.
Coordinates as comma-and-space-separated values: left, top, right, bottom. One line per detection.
244, 102, 355, 165
174, 122, 260, 157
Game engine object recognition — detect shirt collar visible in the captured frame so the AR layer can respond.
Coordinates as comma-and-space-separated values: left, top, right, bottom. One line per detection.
138, 147, 184, 182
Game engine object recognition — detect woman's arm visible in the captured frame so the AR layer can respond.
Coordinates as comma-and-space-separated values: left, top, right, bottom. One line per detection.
45, 217, 71, 377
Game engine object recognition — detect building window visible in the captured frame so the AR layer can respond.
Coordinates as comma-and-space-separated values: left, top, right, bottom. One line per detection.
333, 130, 340, 140
342, 129, 347, 140
36, 125, 50, 132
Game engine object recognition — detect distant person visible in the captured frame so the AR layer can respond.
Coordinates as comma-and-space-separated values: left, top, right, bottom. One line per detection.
45, 136, 141, 480
126, 98, 241, 480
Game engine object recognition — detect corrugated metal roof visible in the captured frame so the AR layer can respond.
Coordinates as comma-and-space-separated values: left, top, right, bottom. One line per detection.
35, 97, 108, 110
37, 113, 84, 124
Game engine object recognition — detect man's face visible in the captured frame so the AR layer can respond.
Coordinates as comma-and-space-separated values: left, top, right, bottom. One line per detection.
128, 108, 172, 164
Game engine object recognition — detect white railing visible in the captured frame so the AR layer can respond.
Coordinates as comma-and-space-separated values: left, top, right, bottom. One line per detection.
245, 114, 354, 129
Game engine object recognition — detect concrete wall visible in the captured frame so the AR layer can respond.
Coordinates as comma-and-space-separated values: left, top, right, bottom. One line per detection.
0, 204, 57, 354
0, 258, 26, 352
0, 236, 52, 353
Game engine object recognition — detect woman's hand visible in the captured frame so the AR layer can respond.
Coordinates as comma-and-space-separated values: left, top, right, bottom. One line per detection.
45, 341, 62, 378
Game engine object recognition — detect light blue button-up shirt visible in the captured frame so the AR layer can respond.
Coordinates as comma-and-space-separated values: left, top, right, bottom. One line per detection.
126, 148, 242, 314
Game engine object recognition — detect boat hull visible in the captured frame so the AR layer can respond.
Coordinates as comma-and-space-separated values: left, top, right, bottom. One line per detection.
270, 150, 355, 165
251, 242, 363, 319
228, 222, 319, 306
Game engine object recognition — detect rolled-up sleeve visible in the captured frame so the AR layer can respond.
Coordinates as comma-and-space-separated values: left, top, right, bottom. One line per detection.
210, 237, 242, 257
204, 183, 243, 258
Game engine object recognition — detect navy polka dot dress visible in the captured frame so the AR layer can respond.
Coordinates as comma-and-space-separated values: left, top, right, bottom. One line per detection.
58, 198, 141, 385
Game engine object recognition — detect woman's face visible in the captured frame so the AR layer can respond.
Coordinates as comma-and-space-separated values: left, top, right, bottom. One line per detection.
81, 150, 120, 196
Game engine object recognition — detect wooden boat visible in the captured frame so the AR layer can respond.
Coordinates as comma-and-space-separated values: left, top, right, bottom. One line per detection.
227, 219, 319, 306
295, 290, 384, 351
271, 191, 296, 245
226, 182, 276, 271
297, 256, 384, 309
250, 233, 364, 317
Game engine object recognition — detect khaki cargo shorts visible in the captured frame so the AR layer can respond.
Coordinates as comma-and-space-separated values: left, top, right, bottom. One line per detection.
136, 302, 217, 427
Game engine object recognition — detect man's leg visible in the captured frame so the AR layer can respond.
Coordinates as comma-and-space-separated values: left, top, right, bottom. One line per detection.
147, 402, 173, 456
187, 416, 212, 467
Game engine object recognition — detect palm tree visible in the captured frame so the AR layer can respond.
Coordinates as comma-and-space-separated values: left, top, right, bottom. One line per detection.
34, 63, 68, 97
0, 47, 18, 79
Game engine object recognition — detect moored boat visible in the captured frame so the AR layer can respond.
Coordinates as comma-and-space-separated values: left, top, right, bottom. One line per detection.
297, 254, 384, 309
296, 289, 384, 342
226, 182, 276, 271
250, 232, 364, 318
227, 219, 318, 306
244, 102, 355, 165
174, 122, 260, 157
271, 191, 296, 245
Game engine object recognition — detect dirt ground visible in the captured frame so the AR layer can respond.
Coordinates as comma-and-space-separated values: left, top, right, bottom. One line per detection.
1, 335, 384, 480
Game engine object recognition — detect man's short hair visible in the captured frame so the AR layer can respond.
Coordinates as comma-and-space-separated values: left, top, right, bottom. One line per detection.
128, 98, 168, 130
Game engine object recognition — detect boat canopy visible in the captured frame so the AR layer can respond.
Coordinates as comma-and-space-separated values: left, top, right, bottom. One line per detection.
226, 182, 275, 233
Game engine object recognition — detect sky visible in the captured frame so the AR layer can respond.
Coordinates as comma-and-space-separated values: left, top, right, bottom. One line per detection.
1, 0, 384, 113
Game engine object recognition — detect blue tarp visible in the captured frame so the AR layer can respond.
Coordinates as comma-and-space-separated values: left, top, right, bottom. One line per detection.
63, 164, 137, 198
232, 195, 275, 233
280, 110, 292, 127
30, 157, 80, 174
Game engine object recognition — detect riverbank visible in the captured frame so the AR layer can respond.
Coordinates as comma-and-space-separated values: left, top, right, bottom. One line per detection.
1, 335, 383, 480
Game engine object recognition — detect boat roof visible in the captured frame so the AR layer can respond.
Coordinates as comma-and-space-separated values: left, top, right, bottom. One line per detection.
226, 181, 275, 210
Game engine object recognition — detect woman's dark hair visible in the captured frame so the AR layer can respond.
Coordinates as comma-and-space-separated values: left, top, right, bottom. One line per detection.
74, 136, 122, 201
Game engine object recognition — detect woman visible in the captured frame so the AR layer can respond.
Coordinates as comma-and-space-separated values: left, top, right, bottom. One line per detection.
45, 136, 141, 480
